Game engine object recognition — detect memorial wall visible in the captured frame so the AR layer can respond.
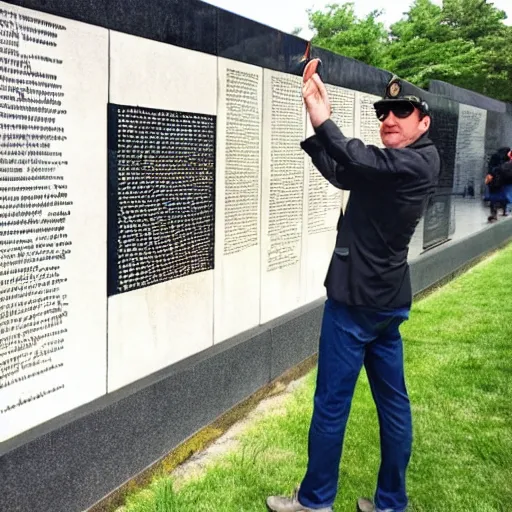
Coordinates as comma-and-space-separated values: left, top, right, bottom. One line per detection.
1, 1, 512, 511
1, 0, 512, 442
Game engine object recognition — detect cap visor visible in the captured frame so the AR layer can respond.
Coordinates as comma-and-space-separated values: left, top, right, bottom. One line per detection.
373, 98, 421, 108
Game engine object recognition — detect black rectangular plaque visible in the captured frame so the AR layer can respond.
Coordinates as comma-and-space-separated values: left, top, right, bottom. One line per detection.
108, 104, 216, 296
423, 97, 459, 249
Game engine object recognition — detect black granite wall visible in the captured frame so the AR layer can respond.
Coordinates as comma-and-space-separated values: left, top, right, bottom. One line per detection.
429, 79, 507, 113
4, 0, 308, 74
429, 80, 512, 167
422, 96, 460, 248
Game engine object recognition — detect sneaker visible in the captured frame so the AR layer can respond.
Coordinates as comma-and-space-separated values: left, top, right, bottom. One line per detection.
267, 487, 333, 511
357, 498, 376, 512
356, 497, 394, 512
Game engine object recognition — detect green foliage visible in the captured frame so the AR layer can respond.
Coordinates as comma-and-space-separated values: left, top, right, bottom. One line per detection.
306, 0, 512, 102
477, 28, 512, 101
308, 3, 389, 67
442, 0, 507, 42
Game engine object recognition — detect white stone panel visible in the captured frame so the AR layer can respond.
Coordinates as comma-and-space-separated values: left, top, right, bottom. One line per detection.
260, 70, 306, 323
0, 3, 108, 442
109, 31, 216, 116
214, 59, 263, 343
355, 92, 384, 148
454, 104, 487, 196
107, 274, 214, 391
107, 34, 216, 391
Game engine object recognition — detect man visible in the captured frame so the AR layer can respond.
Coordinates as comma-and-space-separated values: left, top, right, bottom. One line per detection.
266, 68, 440, 512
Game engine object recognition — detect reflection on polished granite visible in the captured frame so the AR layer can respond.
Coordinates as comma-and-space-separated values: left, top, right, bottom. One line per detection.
409, 217, 425, 261
310, 47, 390, 95
409, 197, 512, 262
108, 0, 218, 54
217, 10, 307, 75
6, 0, 220, 54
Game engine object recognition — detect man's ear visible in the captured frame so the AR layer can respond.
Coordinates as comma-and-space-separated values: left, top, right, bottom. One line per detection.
419, 115, 431, 134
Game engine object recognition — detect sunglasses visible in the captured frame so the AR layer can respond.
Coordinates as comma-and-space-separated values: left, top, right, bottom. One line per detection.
375, 102, 416, 122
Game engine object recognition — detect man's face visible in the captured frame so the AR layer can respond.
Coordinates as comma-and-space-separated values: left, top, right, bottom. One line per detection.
379, 106, 431, 149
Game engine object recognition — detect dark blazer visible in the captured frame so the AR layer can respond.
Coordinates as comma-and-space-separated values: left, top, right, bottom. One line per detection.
489, 160, 512, 192
301, 119, 440, 310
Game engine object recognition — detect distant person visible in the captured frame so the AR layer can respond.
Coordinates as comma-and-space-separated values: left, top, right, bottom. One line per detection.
266, 67, 439, 512
484, 147, 512, 221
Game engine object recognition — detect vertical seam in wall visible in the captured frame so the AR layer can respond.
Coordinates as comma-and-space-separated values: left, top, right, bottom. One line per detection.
212, 53, 220, 347
259, 71, 265, 341
301, 81, 308, 308
105, 29, 111, 394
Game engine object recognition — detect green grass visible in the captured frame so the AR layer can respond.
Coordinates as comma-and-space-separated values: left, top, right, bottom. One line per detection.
119, 245, 512, 512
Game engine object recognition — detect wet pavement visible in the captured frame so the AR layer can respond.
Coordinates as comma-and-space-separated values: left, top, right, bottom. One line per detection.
409, 197, 512, 261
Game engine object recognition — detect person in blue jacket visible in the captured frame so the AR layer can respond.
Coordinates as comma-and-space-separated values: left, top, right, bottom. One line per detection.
266, 70, 440, 512
485, 147, 512, 221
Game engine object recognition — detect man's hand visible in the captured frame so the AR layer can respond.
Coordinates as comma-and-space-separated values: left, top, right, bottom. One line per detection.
302, 73, 331, 128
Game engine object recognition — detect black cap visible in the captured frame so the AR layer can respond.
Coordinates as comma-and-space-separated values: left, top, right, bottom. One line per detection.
374, 75, 430, 116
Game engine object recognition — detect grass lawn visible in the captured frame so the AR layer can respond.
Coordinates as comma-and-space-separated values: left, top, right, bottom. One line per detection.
119, 244, 512, 512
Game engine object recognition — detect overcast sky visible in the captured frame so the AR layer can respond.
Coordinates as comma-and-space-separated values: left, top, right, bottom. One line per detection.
204, 0, 512, 39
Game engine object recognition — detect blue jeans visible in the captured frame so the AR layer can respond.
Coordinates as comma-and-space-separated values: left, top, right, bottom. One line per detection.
298, 299, 412, 511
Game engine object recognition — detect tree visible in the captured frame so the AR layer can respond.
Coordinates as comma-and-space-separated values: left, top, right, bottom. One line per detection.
306, 0, 512, 102
441, 0, 512, 101
476, 27, 512, 101
385, 0, 512, 101
442, 0, 507, 42
307, 3, 389, 68
383, 0, 486, 90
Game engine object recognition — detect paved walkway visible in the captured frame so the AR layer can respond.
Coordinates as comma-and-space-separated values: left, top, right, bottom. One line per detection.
409, 197, 512, 260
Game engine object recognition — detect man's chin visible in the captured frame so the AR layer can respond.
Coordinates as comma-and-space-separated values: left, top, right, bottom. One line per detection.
382, 135, 405, 149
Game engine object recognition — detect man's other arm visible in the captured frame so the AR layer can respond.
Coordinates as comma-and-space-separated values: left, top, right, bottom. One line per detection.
301, 134, 354, 190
